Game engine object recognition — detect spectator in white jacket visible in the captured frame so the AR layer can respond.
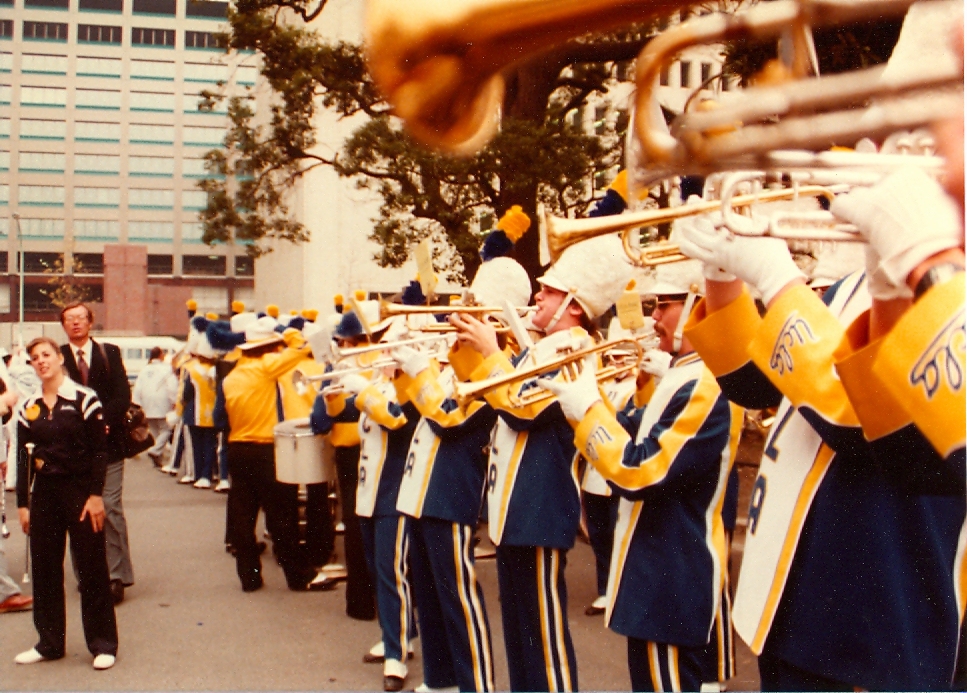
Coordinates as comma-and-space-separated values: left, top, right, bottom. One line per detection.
132, 347, 179, 466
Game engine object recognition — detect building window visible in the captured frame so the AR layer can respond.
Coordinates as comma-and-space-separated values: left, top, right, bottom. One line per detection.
20, 118, 66, 139
74, 218, 119, 238
129, 123, 174, 144
0, 150, 10, 170
679, 60, 691, 88
0, 252, 7, 272
147, 254, 173, 275
76, 55, 121, 76
185, 0, 227, 18
74, 186, 119, 207
182, 221, 204, 241
0, 84, 8, 104
186, 92, 227, 114
182, 157, 211, 178
129, 220, 173, 240
234, 255, 253, 277
182, 189, 208, 210
129, 187, 173, 208
25, 0, 70, 9
132, 27, 175, 48
21, 53, 68, 74
79, 0, 123, 12
20, 85, 66, 107
129, 91, 175, 111
0, 21, 13, 40
74, 153, 120, 174
133, 0, 175, 14
24, 21, 69, 41
700, 62, 712, 86
18, 185, 65, 206
129, 155, 174, 177
75, 88, 121, 109
73, 253, 104, 274
236, 64, 257, 86
19, 218, 65, 239
182, 124, 223, 146
0, 118, 7, 138
78, 23, 121, 43
0, 183, 8, 204
184, 61, 225, 83
0, 52, 10, 72
75, 120, 120, 141
130, 58, 174, 80
593, 106, 607, 135
19, 151, 65, 172
659, 65, 670, 86
185, 30, 226, 50
183, 255, 225, 276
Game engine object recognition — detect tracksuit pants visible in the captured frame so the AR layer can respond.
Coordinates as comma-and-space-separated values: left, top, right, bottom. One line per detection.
359, 514, 416, 664
495, 545, 577, 692
409, 517, 494, 692
30, 476, 118, 659
226, 442, 312, 590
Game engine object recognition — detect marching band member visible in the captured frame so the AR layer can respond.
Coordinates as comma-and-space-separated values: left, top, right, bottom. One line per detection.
389, 212, 532, 692
309, 295, 381, 621
176, 316, 219, 489
451, 233, 632, 692
541, 260, 742, 693
675, 210, 964, 689
220, 317, 320, 593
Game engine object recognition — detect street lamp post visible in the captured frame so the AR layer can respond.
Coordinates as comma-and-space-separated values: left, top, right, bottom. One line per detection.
12, 213, 23, 350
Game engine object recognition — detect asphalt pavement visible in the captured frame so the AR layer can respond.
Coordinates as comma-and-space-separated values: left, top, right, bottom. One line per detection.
0, 455, 760, 690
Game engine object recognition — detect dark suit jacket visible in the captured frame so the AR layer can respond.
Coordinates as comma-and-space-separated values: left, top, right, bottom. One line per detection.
62, 339, 131, 462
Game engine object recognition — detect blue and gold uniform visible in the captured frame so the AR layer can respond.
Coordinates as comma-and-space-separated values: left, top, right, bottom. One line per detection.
468, 327, 586, 693
397, 352, 497, 692
684, 273, 965, 690
177, 356, 218, 483
572, 353, 741, 692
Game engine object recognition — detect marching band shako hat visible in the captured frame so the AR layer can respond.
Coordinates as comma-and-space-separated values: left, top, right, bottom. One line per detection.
646, 259, 705, 354
231, 300, 245, 316
469, 206, 532, 309
537, 233, 634, 321
240, 316, 284, 351
230, 310, 258, 334
185, 314, 206, 355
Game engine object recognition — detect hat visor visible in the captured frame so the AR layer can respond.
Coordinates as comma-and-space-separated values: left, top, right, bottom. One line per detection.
239, 334, 284, 351
536, 273, 569, 294
646, 280, 694, 299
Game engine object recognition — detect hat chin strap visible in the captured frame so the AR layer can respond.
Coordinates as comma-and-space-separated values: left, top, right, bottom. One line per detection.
543, 291, 576, 334
672, 290, 699, 354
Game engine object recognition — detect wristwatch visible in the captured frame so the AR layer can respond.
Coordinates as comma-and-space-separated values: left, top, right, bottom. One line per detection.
913, 262, 964, 302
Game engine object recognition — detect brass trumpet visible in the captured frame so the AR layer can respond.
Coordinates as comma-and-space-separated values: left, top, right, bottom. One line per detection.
335, 333, 449, 359
453, 334, 653, 409
545, 185, 833, 266
378, 300, 535, 321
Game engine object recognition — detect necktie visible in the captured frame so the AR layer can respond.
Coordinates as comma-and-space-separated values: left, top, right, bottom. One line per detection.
77, 350, 89, 386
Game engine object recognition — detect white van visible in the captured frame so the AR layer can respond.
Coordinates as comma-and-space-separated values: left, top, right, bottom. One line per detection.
95, 336, 186, 384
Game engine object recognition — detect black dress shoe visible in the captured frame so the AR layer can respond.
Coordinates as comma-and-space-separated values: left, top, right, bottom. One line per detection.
305, 575, 339, 592
383, 676, 405, 692
241, 575, 264, 592
109, 579, 124, 605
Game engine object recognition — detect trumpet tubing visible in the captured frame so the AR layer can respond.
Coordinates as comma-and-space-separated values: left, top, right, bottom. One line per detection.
335, 333, 448, 359
364, 0, 689, 155
378, 300, 534, 321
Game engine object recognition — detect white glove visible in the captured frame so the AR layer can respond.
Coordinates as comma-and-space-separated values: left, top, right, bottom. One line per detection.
640, 349, 672, 379
392, 346, 430, 379
338, 373, 370, 396
673, 203, 735, 282
537, 359, 602, 422
864, 245, 911, 301
677, 216, 805, 305
830, 167, 963, 290
165, 410, 180, 427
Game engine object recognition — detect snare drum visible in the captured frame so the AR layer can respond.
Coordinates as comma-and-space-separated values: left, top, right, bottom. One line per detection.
273, 417, 335, 485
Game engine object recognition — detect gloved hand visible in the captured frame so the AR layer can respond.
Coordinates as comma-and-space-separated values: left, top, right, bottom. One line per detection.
393, 346, 430, 379
338, 373, 370, 396
830, 167, 963, 289
677, 216, 805, 305
537, 359, 602, 422
864, 245, 912, 301
674, 202, 736, 283
165, 410, 180, 427
640, 349, 672, 379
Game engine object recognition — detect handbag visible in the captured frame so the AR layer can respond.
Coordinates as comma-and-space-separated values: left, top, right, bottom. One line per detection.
96, 343, 155, 458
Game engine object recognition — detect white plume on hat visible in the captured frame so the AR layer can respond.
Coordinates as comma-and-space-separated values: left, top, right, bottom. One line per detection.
241, 316, 283, 350
470, 257, 532, 309
809, 242, 866, 288
538, 234, 634, 319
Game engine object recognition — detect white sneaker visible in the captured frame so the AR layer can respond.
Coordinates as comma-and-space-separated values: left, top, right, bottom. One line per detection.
193, 478, 212, 489
14, 648, 46, 665
415, 684, 459, 692
384, 657, 408, 679
179, 475, 194, 484
214, 479, 230, 493
92, 654, 116, 670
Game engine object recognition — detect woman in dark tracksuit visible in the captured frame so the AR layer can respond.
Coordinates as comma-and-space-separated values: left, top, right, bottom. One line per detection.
14, 336, 118, 670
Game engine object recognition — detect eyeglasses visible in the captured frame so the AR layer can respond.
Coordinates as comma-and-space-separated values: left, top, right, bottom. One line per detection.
63, 316, 90, 325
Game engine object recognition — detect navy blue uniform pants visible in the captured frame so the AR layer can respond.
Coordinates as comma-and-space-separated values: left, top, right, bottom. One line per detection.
30, 476, 118, 659
582, 491, 618, 597
359, 514, 416, 664
409, 517, 494, 691
188, 425, 218, 482
495, 545, 577, 692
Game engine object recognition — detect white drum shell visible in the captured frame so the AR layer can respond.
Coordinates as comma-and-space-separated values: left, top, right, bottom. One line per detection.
273, 417, 335, 485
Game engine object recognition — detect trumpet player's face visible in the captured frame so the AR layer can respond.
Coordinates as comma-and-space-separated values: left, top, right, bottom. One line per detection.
652, 299, 684, 354
533, 285, 567, 331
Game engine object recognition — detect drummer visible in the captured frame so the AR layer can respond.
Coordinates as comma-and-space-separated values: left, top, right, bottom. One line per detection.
219, 316, 323, 592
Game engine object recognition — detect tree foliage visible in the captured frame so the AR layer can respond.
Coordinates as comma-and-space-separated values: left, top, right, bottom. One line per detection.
41, 256, 93, 308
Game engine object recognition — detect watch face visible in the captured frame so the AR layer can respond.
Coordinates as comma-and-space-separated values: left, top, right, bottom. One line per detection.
916, 263, 965, 301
